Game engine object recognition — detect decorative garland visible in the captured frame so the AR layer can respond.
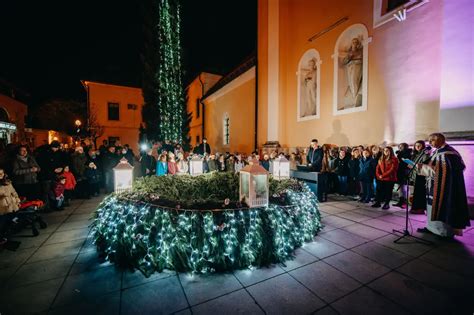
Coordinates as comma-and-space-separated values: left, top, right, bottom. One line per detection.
92, 176, 321, 276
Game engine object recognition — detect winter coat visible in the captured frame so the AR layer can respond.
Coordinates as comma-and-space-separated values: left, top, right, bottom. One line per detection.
12, 155, 40, 185
396, 148, 412, 184
167, 161, 177, 175
36, 149, 65, 181
102, 152, 120, 172
217, 160, 226, 172
62, 171, 76, 190
261, 160, 270, 171
348, 158, 360, 180
71, 153, 88, 179
156, 162, 168, 176
140, 154, 156, 176
0, 181, 21, 215
306, 147, 323, 172
50, 181, 65, 198
376, 157, 399, 182
176, 160, 189, 174
208, 160, 217, 172
359, 157, 375, 182
334, 157, 350, 176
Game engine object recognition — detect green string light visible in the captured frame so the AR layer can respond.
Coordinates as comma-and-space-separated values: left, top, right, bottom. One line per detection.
157, 0, 185, 142
92, 182, 322, 276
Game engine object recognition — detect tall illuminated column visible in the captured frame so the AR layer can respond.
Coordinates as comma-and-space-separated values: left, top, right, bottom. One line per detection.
267, 0, 280, 143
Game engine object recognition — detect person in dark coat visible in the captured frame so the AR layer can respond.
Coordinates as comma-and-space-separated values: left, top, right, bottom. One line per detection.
261, 154, 270, 171
71, 146, 89, 198
121, 145, 135, 166
194, 138, 211, 156
306, 139, 323, 172
348, 148, 361, 198
334, 149, 350, 195
35, 141, 65, 210
393, 143, 412, 207
102, 146, 120, 193
12, 145, 41, 200
85, 150, 101, 196
409, 140, 430, 214
358, 149, 375, 203
140, 148, 156, 177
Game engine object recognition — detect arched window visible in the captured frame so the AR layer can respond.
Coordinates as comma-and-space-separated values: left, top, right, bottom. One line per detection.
0, 107, 9, 123
223, 113, 230, 146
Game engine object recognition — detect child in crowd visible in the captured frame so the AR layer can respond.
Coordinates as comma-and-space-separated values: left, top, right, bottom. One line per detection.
226, 155, 235, 172
62, 165, 76, 206
167, 152, 177, 175
176, 152, 189, 174
156, 154, 168, 176
358, 148, 374, 203
208, 154, 218, 172
49, 175, 66, 211
261, 154, 270, 171
218, 155, 227, 172
234, 154, 245, 173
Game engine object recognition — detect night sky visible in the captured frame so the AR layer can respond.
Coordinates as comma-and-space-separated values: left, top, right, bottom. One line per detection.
0, 0, 257, 107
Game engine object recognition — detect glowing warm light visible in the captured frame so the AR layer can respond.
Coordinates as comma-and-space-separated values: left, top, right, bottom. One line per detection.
189, 156, 203, 176
270, 156, 290, 180
240, 164, 269, 208
75, 119, 82, 127
113, 158, 134, 193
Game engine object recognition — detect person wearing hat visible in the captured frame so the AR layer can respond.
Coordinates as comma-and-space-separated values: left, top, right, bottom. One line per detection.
36, 141, 65, 211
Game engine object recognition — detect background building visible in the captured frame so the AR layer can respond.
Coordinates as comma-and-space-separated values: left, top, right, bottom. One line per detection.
0, 79, 29, 148
82, 81, 143, 152
186, 72, 222, 148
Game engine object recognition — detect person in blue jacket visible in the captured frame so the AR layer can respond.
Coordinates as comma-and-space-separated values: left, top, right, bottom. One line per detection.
156, 154, 168, 176
359, 148, 375, 203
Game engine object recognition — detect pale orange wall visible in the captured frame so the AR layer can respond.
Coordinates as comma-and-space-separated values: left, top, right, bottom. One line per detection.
259, 0, 445, 148
203, 73, 256, 154
85, 81, 143, 152
257, 0, 268, 147
0, 93, 28, 142
186, 73, 221, 148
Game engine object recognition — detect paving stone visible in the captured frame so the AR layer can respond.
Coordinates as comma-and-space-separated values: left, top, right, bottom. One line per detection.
53, 265, 122, 307
280, 248, 319, 271
56, 219, 92, 232
0, 247, 36, 269
8, 254, 75, 288
351, 242, 413, 269
322, 215, 355, 229
289, 261, 361, 303
49, 290, 120, 315
374, 234, 432, 257
0, 278, 63, 314
27, 239, 84, 263
335, 211, 373, 222
121, 276, 188, 315
341, 223, 388, 240
319, 229, 368, 249
180, 272, 242, 306
122, 268, 176, 289
247, 274, 325, 314
332, 287, 409, 315
192, 289, 263, 315
368, 272, 451, 314
324, 251, 390, 284
302, 237, 346, 259
44, 227, 90, 245
233, 264, 285, 287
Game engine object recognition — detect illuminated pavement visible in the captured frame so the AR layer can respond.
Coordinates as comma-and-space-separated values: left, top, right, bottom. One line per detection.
1, 194, 473, 314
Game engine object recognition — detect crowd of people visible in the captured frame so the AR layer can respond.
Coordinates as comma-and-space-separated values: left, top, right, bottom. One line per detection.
0, 132, 470, 244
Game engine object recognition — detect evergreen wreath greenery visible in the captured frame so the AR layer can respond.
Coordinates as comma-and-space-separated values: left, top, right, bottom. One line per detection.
92, 173, 321, 276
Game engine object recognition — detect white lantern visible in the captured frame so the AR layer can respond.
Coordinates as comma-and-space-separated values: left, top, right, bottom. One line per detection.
189, 156, 203, 176
113, 158, 134, 193
239, 164, 269, 208
270, 156, 290, 180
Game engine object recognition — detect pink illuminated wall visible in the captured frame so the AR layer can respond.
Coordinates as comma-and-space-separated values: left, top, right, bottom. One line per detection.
451, 142, 474, 199
440, 0, 474, 132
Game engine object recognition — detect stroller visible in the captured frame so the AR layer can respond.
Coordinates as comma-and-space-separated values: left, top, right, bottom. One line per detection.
9, 199, 48, 236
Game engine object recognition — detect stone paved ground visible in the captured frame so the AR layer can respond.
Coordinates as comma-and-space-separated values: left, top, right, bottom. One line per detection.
1, 194, 473, 315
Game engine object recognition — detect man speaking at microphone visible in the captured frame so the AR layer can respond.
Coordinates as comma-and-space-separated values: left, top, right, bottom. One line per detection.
415, 133, 470, 239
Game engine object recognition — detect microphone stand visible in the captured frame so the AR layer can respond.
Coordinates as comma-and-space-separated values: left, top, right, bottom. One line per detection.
392, 152, 433, 245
